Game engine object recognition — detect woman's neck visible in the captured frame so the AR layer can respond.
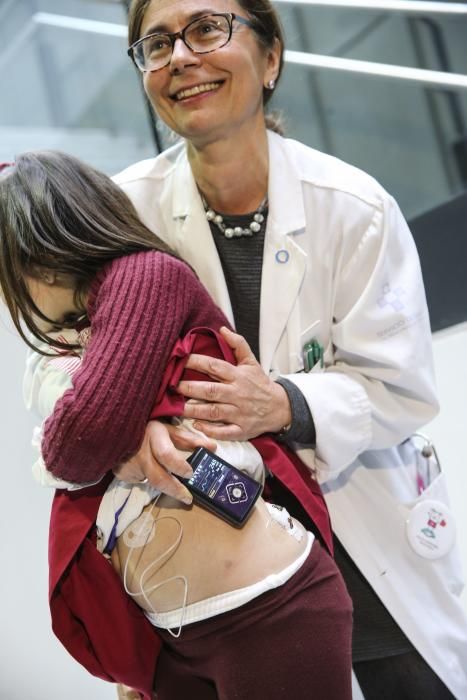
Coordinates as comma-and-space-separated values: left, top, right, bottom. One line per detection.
187, 127, 270, 215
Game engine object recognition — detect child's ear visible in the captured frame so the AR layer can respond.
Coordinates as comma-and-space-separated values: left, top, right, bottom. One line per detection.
38, 269, 56, 285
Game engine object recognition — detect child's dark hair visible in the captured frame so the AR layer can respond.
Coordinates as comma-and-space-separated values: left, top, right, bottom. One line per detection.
0, 150, 179, 353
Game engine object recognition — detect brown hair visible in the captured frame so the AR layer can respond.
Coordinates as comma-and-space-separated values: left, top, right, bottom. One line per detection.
0, 150, 179, 353
127, 0, 285, 132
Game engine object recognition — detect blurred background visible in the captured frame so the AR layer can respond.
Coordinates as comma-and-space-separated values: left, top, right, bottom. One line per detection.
0, 1, 466, 698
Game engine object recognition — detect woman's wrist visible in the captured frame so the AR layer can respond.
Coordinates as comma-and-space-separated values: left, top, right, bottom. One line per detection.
274, 377, 316, 445
271, 381, 293, 434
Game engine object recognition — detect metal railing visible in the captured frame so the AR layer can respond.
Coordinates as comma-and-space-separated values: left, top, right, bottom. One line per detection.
24, 10, 467, 91
284, 50, 467, 89
275, 0, 467, 15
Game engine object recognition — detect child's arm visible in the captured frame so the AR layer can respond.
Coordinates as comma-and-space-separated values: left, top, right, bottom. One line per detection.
24, 329, 100, 489
24, 329, 80, 420
41, 252, 227, 484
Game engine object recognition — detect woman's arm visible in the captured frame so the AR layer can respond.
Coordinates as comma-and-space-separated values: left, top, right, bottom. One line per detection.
285, 194, 438, 477
176, 195, 438, 479
41, 252, 227, 484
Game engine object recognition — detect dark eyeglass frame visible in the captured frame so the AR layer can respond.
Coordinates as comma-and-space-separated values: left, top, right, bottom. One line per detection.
127, 12, 255, 73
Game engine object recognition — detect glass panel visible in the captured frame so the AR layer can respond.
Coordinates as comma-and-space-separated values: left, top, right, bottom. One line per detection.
1, 1, 466, 220
0, 0, 157, 174
271, 3, 467, 219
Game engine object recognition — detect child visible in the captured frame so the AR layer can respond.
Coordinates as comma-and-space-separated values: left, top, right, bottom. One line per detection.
0, 153, 352, 700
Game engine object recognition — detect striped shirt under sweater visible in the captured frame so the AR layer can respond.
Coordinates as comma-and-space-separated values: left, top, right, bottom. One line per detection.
41, 251, 228, 484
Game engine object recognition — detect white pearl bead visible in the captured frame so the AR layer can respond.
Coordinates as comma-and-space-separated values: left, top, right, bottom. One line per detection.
214, 214, 223, 225
224, 228, 234, 238
254, 213, 264, 223
206, 209, 215, 221
234, 227, 243, 236
250, 221, 261, 233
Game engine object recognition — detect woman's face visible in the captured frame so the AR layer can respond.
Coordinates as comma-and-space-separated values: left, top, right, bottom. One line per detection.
139, 0, 281, 146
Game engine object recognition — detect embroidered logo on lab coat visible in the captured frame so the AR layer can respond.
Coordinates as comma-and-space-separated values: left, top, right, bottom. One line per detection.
377, 283, 405, 312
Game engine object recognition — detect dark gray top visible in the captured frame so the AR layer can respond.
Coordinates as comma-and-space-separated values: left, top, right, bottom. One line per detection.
208, 209, 315, 444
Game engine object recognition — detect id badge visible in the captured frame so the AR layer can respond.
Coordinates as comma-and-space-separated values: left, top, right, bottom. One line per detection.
406, 499, 457, 559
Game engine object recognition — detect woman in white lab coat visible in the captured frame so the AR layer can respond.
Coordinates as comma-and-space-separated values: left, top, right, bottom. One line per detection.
113, 128, 467, 698
27, 0, 467, 697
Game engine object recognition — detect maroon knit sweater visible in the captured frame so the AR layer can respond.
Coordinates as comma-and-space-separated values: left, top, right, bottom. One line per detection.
42, 251, 228, 483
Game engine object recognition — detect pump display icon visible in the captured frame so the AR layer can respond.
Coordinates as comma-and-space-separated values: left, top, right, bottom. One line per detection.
226, 482, 248, 504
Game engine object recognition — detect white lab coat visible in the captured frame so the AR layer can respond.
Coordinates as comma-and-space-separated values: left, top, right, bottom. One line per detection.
111, 130, 467, 697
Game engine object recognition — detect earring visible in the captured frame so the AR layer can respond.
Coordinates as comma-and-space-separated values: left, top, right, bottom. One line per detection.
267, 79, 276, 90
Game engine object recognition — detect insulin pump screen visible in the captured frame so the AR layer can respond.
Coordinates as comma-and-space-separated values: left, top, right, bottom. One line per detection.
187, 448, 262, 524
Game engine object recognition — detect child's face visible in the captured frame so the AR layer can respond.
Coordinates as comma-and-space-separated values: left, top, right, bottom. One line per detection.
25, 271, 82, 328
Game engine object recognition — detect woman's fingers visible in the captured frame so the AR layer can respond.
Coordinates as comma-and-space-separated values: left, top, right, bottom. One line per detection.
177, 378, 233, 403
219, 326, 257, 364
179, 345, 291, 438
182, 399, 236, 424
186, 420, 244, 441
183, 353, 237, 381
178, 328, 292, 439
166, 421, 217, 453
181, 327, 256, 384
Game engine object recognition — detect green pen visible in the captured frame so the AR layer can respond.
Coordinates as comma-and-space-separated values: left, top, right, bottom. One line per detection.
303, 339, 324, 372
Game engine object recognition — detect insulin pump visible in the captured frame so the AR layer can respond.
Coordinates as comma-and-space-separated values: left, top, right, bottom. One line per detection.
181, 447, 263, 527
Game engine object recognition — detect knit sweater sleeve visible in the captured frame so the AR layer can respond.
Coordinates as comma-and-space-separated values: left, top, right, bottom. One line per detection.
41, 251, 227, 483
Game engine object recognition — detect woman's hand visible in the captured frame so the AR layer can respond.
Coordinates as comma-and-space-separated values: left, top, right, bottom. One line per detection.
177, 327, 292, 440
113, 420, 217, 504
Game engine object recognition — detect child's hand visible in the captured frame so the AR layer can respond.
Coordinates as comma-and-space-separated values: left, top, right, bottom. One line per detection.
113, 420, 215, 505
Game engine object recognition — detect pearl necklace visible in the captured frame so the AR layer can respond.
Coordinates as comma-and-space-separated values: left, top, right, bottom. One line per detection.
202, 195, 267, 239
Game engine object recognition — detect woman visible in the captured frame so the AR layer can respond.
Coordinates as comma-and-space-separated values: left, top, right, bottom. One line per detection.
0, 152, 352, 700
102, 0, 466, 698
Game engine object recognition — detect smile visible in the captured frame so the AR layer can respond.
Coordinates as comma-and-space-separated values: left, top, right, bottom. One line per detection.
174, 82, 223, 101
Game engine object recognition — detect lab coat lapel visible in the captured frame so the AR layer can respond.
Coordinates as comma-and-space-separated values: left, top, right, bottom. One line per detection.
260, 133, 307, 373
170, 156, 234, 325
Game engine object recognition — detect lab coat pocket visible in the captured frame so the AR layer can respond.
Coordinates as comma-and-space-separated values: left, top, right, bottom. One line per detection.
299, 321, 334, 374
300, 320, 321, 347
287, 319, 321, 373
401, 472, 465, 596
308, 339, 334, 375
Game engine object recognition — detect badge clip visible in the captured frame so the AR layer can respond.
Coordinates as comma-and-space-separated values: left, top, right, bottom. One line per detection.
303, 339, 323, 372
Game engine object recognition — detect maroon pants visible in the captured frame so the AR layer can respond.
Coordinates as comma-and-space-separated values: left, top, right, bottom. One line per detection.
153, 540, 353, 700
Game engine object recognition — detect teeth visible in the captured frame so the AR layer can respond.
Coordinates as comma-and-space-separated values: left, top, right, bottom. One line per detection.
176, 82, 221, 100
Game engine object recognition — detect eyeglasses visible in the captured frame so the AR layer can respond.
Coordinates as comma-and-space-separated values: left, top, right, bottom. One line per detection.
128, 13, 255, 73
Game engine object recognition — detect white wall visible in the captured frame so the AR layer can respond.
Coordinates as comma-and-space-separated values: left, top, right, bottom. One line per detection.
0, 311, 465, 699
0, 309, 114, 700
